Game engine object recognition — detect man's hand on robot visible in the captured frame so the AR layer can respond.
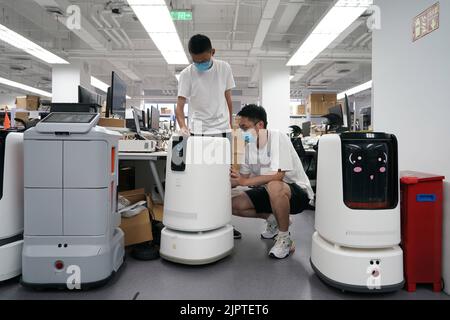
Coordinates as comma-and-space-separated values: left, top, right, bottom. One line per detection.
179, 127, 191, 137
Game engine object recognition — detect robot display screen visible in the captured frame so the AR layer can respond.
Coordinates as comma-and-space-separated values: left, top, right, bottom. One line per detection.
42, 113, 97, 124
342, 142, 396, 209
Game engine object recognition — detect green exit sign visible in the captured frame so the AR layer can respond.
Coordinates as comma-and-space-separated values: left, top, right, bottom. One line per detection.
171, 11, 192, 21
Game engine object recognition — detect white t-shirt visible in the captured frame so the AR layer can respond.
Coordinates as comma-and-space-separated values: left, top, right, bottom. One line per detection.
178, 59, 236, 134
239, 130, 315, 201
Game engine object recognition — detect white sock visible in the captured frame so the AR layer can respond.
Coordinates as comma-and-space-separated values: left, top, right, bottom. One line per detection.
267, 214, 277, 225
278, 231, 289, 238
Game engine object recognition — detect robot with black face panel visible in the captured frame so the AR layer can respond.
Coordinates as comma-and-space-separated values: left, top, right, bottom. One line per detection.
311, 132, 404, 293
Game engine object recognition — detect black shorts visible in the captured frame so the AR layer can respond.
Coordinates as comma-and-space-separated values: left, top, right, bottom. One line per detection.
245, 183, 310, 215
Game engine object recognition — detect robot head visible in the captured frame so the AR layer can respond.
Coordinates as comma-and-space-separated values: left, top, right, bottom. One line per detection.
341, 133, 398, 210
347, 144, 388, 182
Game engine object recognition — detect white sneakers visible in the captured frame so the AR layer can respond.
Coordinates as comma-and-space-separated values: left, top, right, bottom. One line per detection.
261, 215, 295, 259
260, 215, 293, 239
269, 234, 295, 259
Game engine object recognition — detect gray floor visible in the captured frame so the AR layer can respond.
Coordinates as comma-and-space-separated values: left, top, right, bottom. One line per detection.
1, 211, 449, 300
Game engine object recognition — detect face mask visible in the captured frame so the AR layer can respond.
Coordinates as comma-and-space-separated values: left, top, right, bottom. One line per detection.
194, 60, 213, 72
242, 130, 256, 143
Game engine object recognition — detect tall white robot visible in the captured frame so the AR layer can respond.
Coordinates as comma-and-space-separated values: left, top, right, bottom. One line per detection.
160, 135, 234, 265
22, 113, 124, 289
311, 133, 404, 292
0, 130, 24, 282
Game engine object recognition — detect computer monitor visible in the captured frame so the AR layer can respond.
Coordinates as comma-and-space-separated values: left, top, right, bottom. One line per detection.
344, 94, 352, 130
78, 86, 102, 106
50, 103, 99, 113
150, 106, 160, 130
132, 107, 142, 136
105, 87, 112, 118
141, 110, 147, 130
147, 109, 151, 131
302, 121, 311, 137
110, 71, 127, 118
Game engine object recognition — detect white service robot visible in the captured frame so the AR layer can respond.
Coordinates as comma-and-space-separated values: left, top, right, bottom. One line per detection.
311, 132, 404, 292
22, 112, 125, 289
160, 135, 234, 265
0, 129, 24, 281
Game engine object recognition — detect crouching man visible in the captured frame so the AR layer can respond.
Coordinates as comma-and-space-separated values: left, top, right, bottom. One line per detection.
231, 104, 314, 259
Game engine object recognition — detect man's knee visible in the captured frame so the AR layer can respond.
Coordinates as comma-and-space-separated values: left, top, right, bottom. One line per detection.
232, 194, 248, 212
267, 181, 290, 200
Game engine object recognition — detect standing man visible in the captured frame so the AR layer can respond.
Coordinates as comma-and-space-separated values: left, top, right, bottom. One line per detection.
176, 34, 241, 239
176, 34, 235, 135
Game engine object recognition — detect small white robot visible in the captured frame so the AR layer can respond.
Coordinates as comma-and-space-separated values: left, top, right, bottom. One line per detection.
160, 135, 234, 265
0, 130, 24, 282
311, 132, 404, 292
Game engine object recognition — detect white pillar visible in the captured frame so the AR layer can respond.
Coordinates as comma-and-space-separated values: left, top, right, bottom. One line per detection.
52, 61, 92, 103
259, 60, 290, 132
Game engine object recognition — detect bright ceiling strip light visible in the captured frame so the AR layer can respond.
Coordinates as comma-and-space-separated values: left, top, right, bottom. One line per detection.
337, 80, 372, 100
0, 76, 52, 97
91, 76, 109, 93
0, 23, 68, 65
127, 0, 189, 65
287, 0, 373, 66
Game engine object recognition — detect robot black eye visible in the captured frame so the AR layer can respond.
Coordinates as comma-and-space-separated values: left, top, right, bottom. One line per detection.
370, 260, 374, 265
376, 261, 380, 265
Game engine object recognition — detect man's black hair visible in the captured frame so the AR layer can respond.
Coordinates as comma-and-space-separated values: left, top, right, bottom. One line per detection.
188, 34, 213, 55
237, 104, 268, 128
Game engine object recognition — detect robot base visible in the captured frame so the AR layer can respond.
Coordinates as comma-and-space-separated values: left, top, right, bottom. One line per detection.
21, 228, 125, 290
0, 238, 23, 282
160, 225, 234, 265
311, 232, 404, 293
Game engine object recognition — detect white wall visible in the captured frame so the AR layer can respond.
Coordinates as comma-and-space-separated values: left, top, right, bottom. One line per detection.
373, 0, 450, 293
0, 94, 17, 108
260, 60, 291, 132
51, 62, 92, 103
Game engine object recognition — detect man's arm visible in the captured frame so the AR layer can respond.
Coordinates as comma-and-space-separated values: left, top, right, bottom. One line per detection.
225, 89, 233, 128
231, 169, 285, 187
176, 96, 189, 134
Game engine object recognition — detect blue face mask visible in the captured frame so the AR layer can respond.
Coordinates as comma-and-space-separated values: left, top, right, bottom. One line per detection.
242, 130, 256, 143
194, 60, 213, 72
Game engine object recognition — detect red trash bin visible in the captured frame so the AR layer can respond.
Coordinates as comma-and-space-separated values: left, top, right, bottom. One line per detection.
400, 171, 445, 292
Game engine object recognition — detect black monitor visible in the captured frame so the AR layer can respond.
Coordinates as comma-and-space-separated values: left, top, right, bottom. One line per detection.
141, 110, 147, 130
150, 106, 160, 130
105, 87, 112, 118
344, 94, 352, 130
50, 103, 99, 113
328, 105, 344, 125
110, 71, 127, 118
78, 85, 102, 106
132, 107, 144, 136
322, 104, 344, 133
147, 109, 151, 131
302, 121, 311, 137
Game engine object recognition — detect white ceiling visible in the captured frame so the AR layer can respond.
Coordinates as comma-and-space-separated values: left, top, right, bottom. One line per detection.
0, 0, 373, 102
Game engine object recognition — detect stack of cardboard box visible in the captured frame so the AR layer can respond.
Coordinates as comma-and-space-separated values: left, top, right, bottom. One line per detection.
15, 95, 40, 111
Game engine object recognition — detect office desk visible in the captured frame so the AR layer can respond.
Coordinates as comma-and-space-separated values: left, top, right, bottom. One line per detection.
119, 151, 168, 200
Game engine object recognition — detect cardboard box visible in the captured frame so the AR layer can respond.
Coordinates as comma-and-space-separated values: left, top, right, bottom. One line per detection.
291, 104, 306, 115
98, 117, 126, 128
119, 188, 154, 246
15, 112, 30, 123
15, 95, 40, 111
307, 93, 337, 116
120, 209, 153, 246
